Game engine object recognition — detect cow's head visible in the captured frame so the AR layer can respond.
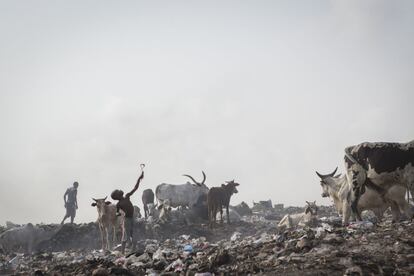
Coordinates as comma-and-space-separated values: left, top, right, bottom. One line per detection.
316, 167, 338, 197
222, 180, 240, 194
305, 200, 318, 215
91, 197, 111, 211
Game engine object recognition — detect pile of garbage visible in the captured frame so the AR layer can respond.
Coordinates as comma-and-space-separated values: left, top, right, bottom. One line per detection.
1, 204, 414, 275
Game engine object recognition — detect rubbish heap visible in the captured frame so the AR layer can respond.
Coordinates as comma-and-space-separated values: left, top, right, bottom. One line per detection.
1, 204, 414, 275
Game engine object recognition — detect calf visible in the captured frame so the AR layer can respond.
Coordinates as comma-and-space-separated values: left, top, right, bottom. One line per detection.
316, 168, 404, 225
207, 180, 240, 228
142, 189, 155, 219
91, 197, 124, 250
278, 201, 318, 229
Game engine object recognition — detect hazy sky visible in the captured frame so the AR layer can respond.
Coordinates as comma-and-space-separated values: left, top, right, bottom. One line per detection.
1, 1, 413, 224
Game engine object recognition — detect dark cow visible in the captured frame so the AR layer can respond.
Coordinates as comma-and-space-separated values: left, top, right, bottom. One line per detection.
207, 180, 240, 228
142, 189, 155, 219
344, 141, 414, 220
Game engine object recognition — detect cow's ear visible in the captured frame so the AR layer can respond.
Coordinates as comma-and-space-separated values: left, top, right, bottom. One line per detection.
91, 203, 97, 207
105, 201, 111, 205
158, 204, 163, 210
305, 207, 311, 214
235, 183, 240, 186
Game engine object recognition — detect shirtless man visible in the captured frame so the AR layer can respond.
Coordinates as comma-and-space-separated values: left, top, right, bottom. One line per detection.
111, 168, 144, 254
61, 181, 79, 224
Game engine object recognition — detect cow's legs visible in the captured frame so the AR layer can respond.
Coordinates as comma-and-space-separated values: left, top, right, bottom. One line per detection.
104, 227, 110, 250
342, 201, 351, 226
99, 224, 105, 250
389, 201, 401, 222
208, 207, 212, 228
397, 197, 413, 220
226, 206, 230, 224
210, 205, 217, 229
112, 225, 117, 248
219, 207, 223, 223
144, 204, 148, 219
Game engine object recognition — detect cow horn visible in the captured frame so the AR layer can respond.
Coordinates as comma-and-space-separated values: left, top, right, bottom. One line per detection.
183, 174, 199, 185
92, 198, 97, 201
316, 167, 338, 179
328, 167, 338, 177
201, 171, 206, 185
315, 171, 325, 179
104, 196, 107, 200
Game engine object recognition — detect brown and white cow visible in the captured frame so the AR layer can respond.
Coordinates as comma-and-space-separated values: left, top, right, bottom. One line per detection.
343, 141, 414, 220
91, 197, 124, 250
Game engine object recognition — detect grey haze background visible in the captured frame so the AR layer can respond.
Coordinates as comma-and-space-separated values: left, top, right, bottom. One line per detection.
0, 1, 413, 224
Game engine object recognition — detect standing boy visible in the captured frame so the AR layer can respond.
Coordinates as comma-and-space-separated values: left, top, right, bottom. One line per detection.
111, 167, 144, 254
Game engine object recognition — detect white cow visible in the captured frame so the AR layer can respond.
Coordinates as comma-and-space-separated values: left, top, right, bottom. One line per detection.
278, 201, 318, 229
316, 168, 406, 225
156, 171, 209, 209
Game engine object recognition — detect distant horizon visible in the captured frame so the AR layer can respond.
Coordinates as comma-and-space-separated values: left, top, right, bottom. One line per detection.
1, 0, 413, 225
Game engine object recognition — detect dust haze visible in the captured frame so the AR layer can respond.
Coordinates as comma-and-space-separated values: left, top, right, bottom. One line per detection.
0, 0, 413, 224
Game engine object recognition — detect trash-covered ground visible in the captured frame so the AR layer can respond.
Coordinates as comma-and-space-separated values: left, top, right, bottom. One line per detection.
1, 204, 414, 275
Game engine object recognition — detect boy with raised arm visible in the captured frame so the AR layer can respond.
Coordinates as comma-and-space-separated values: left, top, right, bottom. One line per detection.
111, 166, 144, 254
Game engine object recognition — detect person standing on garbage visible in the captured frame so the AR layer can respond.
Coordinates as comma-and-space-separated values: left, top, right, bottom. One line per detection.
111, 164, 145, 254
61, 181, 79, 224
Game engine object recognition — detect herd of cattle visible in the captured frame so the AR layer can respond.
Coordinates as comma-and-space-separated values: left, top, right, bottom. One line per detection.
89, 140, 414, 249
90, 172, 240, 249
1, 140, 413, 253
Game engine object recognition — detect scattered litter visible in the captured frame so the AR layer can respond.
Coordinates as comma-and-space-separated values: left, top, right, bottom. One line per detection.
0, 204, 412, 275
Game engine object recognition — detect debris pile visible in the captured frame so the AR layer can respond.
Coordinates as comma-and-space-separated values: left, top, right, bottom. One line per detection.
1, 205, 414, 275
